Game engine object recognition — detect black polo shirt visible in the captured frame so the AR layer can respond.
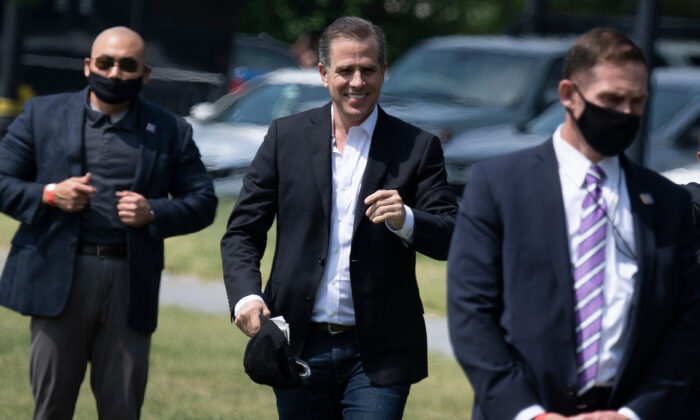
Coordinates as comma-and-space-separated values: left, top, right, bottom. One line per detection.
80, 94, 140, 245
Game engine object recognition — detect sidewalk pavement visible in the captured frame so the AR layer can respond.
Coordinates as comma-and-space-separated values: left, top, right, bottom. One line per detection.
0, 248, 455, 359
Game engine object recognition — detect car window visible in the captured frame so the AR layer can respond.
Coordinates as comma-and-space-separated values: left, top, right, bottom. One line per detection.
214, 83, 328, 125
538, 58, 564, 112
383, 48, 538, 107
649, 87, 697, 132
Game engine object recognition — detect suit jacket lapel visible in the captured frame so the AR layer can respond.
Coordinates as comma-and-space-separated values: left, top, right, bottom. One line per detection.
305, 104, 333, 229
613, 157, 656, 389
353, 107, 401, 237
131, 99, 158, 192
63, 89, 88, 176
534, 140, 577, 336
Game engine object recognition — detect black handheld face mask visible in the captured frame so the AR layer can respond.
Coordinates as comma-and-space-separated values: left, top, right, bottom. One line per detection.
567, 84, 641, 157
88, 72, 143, 104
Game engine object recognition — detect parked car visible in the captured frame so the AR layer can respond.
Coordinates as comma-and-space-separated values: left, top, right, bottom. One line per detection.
379, 35, 574, 142
443, 67, 700, 194
228, 33, 300, 92
187, 68, 328, 196
379, 34, 700, 144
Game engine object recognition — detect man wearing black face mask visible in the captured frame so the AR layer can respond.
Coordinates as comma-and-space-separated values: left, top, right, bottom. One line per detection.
448, 28, 700, 420
0, 26, 216, 419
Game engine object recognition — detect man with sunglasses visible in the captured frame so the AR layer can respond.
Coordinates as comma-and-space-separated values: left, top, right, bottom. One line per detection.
0, 26, 216, 419
448, 28, 700, 420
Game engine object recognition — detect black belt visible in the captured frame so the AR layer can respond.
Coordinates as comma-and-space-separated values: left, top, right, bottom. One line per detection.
309, 322, 355, 335
78, 243, 127, 259
576, 386, 612, 412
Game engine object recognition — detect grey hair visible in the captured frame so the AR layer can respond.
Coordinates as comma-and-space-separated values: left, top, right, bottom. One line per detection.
318, 16, 386, 68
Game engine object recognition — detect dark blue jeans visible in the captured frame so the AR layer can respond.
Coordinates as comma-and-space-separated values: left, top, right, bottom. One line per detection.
273, 329, 410, 420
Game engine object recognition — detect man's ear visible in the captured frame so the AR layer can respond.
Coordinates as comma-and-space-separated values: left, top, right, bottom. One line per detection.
318, 63, 329, 88
558, 79, 576, 110
141, 66, 152, 85
84, 57, 91, 78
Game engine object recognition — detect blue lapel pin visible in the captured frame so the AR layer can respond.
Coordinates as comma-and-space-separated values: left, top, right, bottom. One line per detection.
639, 193, 654, 205
146, 123, 156, 133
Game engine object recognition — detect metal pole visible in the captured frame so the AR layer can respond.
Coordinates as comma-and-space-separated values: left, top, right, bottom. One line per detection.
523, 0, 544, 35
629, 0, 660, 166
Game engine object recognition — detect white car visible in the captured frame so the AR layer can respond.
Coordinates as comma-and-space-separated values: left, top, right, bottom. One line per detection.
187, 69, 328, 196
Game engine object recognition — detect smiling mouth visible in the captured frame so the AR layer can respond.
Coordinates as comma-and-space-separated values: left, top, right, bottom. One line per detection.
347, 93, 366, 99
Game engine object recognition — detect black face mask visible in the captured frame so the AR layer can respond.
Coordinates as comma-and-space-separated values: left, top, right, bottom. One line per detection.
567, 85, 641, 157
88, 72, 143, 104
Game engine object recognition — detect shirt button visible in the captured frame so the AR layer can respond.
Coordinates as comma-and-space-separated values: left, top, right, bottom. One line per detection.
334, 249, 339, 254
329, 312, 334, 317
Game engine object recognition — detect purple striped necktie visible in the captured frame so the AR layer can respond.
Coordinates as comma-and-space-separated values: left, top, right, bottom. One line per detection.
573, 164, 607, 395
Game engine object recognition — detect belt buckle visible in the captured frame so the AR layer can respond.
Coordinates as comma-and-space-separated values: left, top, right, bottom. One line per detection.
327, 324, 343, 336
95, 244, 106, 258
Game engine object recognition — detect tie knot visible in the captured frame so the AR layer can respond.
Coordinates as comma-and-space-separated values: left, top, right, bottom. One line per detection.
585, 164, 605, 187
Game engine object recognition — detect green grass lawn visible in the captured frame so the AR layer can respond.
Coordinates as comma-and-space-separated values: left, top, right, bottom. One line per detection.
0, 305, 472, 419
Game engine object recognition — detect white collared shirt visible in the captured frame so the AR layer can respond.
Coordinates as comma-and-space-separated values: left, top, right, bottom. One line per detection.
515, 125, 639, 420
553, 124, 637, 388
234, 105, 415, 321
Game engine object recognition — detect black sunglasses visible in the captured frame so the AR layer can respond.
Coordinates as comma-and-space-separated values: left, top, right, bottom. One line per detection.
93, 55, 140, 73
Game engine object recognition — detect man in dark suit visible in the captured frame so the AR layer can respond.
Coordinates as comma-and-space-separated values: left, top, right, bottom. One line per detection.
447, 28, 700, 420
0, 27, 216, 419
221, 16, 456, 419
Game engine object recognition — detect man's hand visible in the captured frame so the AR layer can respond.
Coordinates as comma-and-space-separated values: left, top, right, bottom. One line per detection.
542, 414, 569, 420
116, 191, 154, 227
567, 411, 629, 420
235, 300, 271, 337
44, 173, 97, 212
364, 189, 406, 229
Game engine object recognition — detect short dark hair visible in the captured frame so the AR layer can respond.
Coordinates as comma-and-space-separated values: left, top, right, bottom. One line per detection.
318, 16, 386, 68
563, 28, 646, 80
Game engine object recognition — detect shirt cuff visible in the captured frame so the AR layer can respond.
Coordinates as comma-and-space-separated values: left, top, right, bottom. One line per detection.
234, 294, 264, 318
618, 407, 641, 420
385, 205, 414, 243
513, 405, 545, 420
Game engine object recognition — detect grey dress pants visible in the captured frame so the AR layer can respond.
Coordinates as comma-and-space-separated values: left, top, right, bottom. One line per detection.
29, 254, 151, 420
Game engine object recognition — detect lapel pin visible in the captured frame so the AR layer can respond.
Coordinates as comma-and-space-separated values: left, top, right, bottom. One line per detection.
639, 193, 654, 205
146, 123, 157, 133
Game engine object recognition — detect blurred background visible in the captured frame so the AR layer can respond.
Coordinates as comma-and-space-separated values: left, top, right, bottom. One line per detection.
1, 0, 699, 196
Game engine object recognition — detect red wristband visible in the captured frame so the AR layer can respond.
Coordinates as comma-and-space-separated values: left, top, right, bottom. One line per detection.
46, 183, 56, 207
535, 415, 547, 420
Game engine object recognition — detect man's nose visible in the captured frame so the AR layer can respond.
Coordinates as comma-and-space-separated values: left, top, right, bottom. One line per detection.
106, 63, 123, 78
349, 71, 363, 88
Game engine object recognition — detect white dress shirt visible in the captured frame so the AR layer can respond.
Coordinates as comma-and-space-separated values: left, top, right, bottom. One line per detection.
234, 105, 415, 322
515, 126, 640, 420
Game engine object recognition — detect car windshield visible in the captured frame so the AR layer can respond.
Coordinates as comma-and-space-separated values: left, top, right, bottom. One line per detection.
214, 83, 328, 125
526, 83, 700, 135
382, 48, 539, 107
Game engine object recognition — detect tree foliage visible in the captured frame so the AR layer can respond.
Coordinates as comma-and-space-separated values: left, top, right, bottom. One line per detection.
236, 0, 526, 63
236, 0, 700, 63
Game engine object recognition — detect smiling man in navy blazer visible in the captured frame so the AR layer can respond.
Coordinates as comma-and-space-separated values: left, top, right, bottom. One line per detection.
221, 16, 456, 419
0, 27, 216, 419
448, 28, 700, 420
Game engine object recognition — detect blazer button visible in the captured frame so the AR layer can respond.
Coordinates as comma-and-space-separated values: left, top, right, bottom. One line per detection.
318, 257, 325, 266
566, 385, 576, 397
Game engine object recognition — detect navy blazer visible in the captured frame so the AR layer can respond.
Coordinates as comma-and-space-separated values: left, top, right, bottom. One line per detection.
0, 89, 217, 333
447, 139, 700, 419
221, 103, 457, 386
